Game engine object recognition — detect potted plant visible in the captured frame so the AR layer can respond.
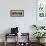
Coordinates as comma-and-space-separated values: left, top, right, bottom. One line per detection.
40, 26, 45, 29
32, 25, 39, 30
32, 24, 45, 30
33, 32, 46, 43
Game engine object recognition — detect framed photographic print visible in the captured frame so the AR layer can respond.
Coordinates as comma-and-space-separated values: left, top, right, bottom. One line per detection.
37, 0, 46, 18
10, 10, 24, 17
36, 0, 46, 26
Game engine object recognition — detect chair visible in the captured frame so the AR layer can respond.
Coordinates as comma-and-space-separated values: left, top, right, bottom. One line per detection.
18, 33, 30, 46
4, 27, 19, 46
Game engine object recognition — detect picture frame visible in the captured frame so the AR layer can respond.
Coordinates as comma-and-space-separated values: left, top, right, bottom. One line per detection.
10, 10, 24, 17
36, 0, 46, 26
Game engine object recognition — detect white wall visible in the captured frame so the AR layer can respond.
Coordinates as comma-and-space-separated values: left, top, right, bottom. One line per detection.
0, 0, 36, 42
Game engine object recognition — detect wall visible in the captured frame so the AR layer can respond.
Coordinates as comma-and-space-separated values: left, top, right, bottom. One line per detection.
0, 0, 36, 42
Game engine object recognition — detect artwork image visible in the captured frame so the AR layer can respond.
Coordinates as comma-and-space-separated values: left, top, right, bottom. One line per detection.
37, 0, 46, 17
10, 10, 24, 17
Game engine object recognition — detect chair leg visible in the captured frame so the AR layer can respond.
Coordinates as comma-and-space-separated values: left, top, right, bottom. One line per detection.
4, 33, 7, 46
5, 41, 7, 46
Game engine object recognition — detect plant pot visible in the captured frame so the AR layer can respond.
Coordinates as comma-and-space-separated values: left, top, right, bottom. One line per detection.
37, 39, 45, 44
37, 39, 40, 43
37, 39, 40, 46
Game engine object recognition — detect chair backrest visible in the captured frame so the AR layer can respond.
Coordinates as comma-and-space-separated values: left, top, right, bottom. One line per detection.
11, 27, 18, 34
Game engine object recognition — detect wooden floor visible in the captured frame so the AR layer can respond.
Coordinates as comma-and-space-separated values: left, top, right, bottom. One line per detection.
0, 42, 46, 46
